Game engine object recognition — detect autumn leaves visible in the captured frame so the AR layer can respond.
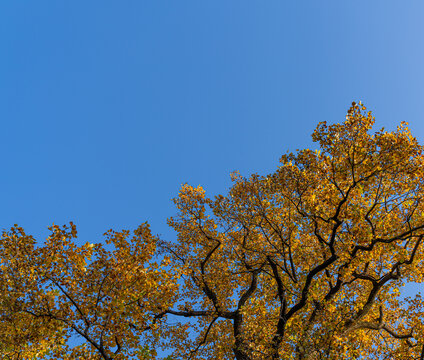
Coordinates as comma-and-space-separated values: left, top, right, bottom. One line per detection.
2, 103, 424, 359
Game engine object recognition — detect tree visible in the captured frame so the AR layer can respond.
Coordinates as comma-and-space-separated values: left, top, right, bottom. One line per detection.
0, 223, 177, 359
2, 102, 424, 359
160, 102, 424, 359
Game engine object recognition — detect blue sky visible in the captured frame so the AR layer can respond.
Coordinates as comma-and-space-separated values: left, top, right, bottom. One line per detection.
3, 1, 424, 243
1, 0, 424, 351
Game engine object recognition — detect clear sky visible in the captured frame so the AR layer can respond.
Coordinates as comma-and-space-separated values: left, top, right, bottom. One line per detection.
1, 0, 424, 346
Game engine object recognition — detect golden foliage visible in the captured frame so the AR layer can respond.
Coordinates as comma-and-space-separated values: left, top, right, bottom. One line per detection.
2, 102, 424, 359
162, 102, 424, 359
0, 223, 177, 359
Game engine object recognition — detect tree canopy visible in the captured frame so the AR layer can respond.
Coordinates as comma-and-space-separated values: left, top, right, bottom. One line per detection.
2, 102, 424, 359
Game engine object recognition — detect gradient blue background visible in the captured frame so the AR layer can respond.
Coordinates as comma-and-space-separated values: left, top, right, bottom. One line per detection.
1, 0, 424, 354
